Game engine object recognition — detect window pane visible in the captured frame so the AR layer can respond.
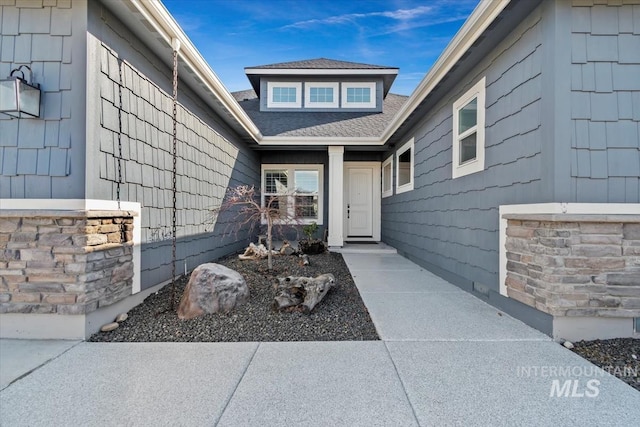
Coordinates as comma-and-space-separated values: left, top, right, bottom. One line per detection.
458, 97, 477, 134
346, 87, 371, 103
266, 195, 290, 218
309, 87, 333, 103
459, 133, 477, 164
264, 170, 288, 193
272, 87, 296, 103
398, 148, 411, 186
295, 195, 318, 219
382, 162, 392, 192
294, 170, 318, 193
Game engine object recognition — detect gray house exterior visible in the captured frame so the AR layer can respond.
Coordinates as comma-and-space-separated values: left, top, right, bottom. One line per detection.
1, 0, 639, 340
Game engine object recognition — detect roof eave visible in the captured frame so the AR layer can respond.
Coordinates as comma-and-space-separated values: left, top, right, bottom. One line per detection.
380, 0, 511, 142
244, 68, 399, 75
125, 0, 263, 143
259, 136, 384, 146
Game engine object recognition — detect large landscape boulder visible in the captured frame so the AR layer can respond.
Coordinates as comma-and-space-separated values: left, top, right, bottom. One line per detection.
177, 263, 249, 320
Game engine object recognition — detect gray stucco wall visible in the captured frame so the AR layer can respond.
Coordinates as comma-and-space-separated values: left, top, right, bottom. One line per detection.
0, 0, 86, 199
568, 0, 640, 202
381, 4, 545, 292
86, 1, 260, 289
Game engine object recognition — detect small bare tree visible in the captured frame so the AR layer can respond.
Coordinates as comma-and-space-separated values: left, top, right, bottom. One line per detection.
210, 185, 299, 270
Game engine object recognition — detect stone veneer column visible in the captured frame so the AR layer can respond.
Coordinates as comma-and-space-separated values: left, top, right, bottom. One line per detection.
504, 214, 640, 318
0, 210, 136, 316
327, 146, 344, 247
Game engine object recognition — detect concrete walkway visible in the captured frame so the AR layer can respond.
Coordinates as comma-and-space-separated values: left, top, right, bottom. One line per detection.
1, 252, 639, 426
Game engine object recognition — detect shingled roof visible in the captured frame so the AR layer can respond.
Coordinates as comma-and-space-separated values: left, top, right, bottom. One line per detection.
245, 58, 398, 70
232, 89, 408, 139
244, 57, 399, 98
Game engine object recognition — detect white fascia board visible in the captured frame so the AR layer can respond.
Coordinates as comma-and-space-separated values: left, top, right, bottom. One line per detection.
128, 0, 262, 142
259, 136, 383, 146
245, 69, 398, 76
380, 0, 511, 142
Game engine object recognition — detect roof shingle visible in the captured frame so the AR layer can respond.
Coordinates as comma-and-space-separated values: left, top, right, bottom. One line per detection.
245, 58, 398, 71
232, 90, 408, 138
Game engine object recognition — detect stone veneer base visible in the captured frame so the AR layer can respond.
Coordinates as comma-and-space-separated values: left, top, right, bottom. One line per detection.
503, 213, 640, 341
0, 279, 166, 340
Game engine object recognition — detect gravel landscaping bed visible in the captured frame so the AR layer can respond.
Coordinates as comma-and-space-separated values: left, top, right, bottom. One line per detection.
89, 252, 379, 342
570, 339, 640, 392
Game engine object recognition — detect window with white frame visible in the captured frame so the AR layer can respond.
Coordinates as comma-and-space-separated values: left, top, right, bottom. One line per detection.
341, 82, 376, 108
305, 82, 339, 108
452, 77, 486, 178
396, 138, 414, 194
382, 156, 393, 198
267, 82, 302, 108
262, 165, 323, 224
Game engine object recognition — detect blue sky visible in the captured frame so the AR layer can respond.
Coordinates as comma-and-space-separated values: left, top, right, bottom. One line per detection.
162, 0, 480, 96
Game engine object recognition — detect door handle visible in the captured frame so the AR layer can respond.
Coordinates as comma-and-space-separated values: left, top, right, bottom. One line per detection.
347, 204, 350, 219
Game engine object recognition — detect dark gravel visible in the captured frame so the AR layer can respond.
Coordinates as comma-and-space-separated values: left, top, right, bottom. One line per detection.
89, 252, 379, 342
570, 339, 640, 392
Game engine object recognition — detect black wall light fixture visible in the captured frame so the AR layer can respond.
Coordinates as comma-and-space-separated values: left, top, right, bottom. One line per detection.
0, 65, 41, 118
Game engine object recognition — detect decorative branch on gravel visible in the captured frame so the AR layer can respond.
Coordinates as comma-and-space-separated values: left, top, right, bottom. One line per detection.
273, 273, 336, 313
210, 185, 300, 270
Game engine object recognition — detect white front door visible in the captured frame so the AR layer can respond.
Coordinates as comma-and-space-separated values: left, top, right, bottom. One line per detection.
346, 167, 373, 237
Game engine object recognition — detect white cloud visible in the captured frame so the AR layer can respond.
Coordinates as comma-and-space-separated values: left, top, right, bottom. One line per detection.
281, 5, 434, 30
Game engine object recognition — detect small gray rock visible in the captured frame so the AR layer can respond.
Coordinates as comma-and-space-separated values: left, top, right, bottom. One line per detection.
101, 322, 119, 332
563, 340, 575, 349
115, 313, 128, 323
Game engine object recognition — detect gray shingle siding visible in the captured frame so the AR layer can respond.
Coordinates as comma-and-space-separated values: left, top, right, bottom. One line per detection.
569, 1, 640, 203
382, 5, 545, 292
0, 0, 86, 198
87, 1, 260, 290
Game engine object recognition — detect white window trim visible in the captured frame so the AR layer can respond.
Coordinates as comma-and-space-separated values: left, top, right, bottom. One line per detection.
396, 138, 414, 194
304, 82, 339, 108
452, 77, 486, 179
341, 82, 376, 108
381, 155, 393, 198
261, 164, 324, 225
267, 82, 302, 108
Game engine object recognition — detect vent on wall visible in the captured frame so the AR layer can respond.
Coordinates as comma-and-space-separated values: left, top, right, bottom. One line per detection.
473, 282, 490, 297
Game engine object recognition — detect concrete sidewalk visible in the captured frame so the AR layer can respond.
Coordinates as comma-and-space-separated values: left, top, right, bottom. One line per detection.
1, 252, 639, 426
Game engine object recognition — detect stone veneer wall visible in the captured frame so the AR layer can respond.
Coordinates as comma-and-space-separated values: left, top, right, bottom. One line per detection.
0, 210, 135, 315
504, 214, 640, 318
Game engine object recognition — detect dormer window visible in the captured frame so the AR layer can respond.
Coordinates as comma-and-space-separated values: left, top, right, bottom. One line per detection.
267, 82, 302, 108
341, 82, 376, 108
305, 82, 339, 108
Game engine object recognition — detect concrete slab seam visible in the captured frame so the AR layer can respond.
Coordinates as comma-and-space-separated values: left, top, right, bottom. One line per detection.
360, 291, 463, 294
349, 268, 424, 272
382, 338, 553, 343
0, 340, 83, 392
383, 341, 421, 426
214, 342, 261, 427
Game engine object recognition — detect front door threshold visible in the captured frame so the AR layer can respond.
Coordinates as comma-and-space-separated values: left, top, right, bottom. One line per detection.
331, 241, 397, 254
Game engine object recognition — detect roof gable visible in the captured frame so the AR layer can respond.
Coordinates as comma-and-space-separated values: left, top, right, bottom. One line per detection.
245, 57, 399, 98
245, 58, 398, 71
